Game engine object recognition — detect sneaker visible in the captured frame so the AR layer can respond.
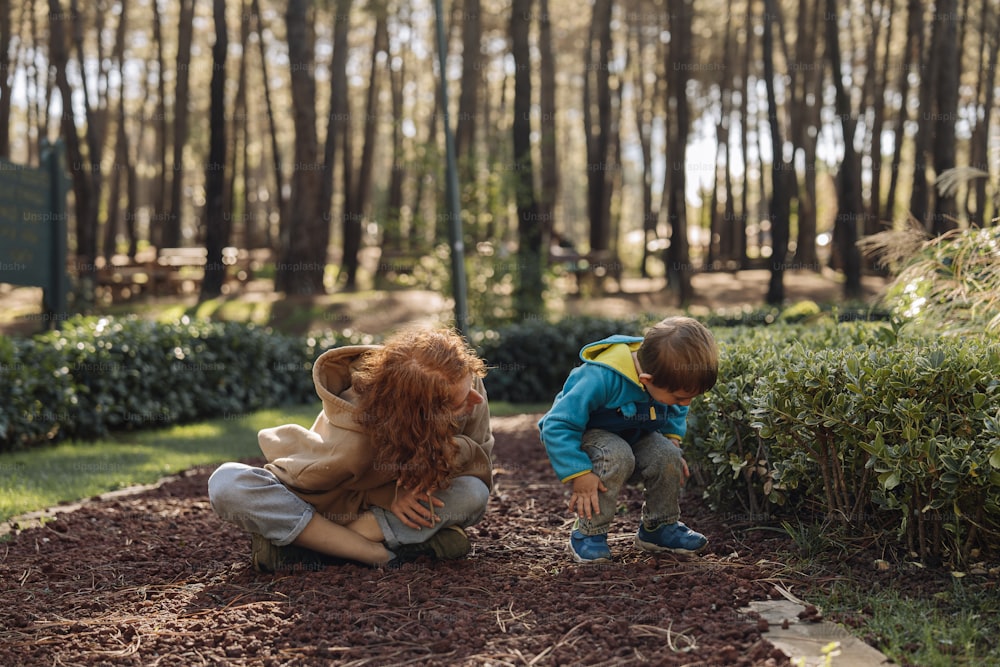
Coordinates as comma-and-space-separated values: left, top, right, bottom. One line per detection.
568, 529, 612, 563
250, 533, 332, 573
390, 525, 472, 563
635, 522, 708, 555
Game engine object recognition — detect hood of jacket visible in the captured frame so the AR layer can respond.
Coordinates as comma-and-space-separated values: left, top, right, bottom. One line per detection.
312, 344, 380, 430
258, 345, 388, 517
579, 335, 644, 386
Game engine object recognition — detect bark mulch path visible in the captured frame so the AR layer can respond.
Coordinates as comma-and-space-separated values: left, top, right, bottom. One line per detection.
0, 413, 913, 666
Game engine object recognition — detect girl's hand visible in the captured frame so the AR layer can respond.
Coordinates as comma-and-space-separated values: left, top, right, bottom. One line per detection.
390, 484, 444, 529
568, 472, 607, 520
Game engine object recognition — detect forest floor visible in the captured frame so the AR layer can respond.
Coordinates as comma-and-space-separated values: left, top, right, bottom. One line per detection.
0, 267, 892, 338
559, 268, 889, 320
4, 412, 945, 666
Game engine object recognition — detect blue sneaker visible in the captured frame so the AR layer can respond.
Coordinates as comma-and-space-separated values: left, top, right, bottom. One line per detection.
568, 529, 612, 563
635, 522, 708, 555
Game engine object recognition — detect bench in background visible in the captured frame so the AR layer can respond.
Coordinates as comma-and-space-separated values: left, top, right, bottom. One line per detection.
90, 247, 273, 301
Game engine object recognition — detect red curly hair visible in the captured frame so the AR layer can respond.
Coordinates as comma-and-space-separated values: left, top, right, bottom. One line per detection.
352, 326, 486, 492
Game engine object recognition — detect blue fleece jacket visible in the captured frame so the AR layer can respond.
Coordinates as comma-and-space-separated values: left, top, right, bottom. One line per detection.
538, 335, 689, 483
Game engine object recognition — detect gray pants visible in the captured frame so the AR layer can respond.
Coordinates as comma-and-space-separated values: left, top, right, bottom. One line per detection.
576, 429, 685, 536
207, 462, 489, 549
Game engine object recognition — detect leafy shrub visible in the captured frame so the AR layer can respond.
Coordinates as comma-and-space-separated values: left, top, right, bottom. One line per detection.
849, 341, 1000, 565
688, 322, 885, 516
685, 328, 787, 520
700, 302, 892, 331
688, 318, 1000, 567
751, 345, 878, 524
0, 316, 320, 451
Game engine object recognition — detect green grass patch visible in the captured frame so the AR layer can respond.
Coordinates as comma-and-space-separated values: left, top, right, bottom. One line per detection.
0, 403, 320, 523
814, 577, 1000, 666
188, 297, 271, 325
0, 402, 544, 523
491, 402, 549, 416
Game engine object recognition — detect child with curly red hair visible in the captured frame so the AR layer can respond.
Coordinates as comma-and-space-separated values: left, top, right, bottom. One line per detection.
209, 326, 493, 571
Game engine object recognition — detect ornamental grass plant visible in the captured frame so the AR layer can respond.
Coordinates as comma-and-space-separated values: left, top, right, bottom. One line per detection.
859, 221, 1000, 336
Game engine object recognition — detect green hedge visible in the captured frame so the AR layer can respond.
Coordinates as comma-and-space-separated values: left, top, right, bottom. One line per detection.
0, 306, 866, 450
0, 313, 668, 449
686, 321, 1000, 567
0, 316, 371, 451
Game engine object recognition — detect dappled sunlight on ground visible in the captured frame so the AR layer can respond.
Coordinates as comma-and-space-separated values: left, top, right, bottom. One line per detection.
1, 268, 889, 337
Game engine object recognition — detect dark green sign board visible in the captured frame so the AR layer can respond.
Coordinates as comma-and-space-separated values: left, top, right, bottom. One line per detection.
0, 141, 68, 327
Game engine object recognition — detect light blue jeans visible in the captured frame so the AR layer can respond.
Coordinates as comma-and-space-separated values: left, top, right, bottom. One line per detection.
207, 462, 489, 550
576, 429, 685, 536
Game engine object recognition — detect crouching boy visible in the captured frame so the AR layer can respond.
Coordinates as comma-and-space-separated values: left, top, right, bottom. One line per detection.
539, 316, 718, 563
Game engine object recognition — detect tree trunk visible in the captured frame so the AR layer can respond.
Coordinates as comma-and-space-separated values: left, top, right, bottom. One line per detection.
26, 0, 47, 164
709, 5, 733, 270
584, 0, 615, 253
103, 0, 130, 260
788, 0, 821, 270
537, 0, 559, 249
104, 122, 123, 260
411, 76, 439, 249
341, 7, 386, 290
763, 0, 791, 305
866, 0, 893, 231
383, 15, 406, 252
825, 0, 863, 299
227, 0, 249, 247
124, 103, 138, 258
909, 0, 932, 227
455, 0, 481, 173
630, 13, 662, 277
277, 0, 325, 294
801, 50, 823, 267
663, 0, 693, 304
164, 0, 195, 249
736, 0, 751, 268
69, 0, 103, 274
319, 0, 352, 289
885, 0, 921, 224
48, 0, 94, 282
150, 0, 168, 243
970, 1, 998, 226
511, 0, 543, 318
201, 0, 229, 300
250, 0, 284, 250
930, 0, 959, 235
0, 0, 12, 158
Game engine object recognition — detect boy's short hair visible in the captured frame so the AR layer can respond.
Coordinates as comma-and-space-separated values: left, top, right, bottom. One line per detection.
636, 316, 718, 394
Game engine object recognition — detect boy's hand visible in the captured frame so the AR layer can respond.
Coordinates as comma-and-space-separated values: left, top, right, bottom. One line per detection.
568, 472, 607, 520
391, 484, 444, 529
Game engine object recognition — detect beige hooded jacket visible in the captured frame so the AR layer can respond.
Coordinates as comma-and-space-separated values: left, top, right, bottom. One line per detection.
259, 345, 495, 522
